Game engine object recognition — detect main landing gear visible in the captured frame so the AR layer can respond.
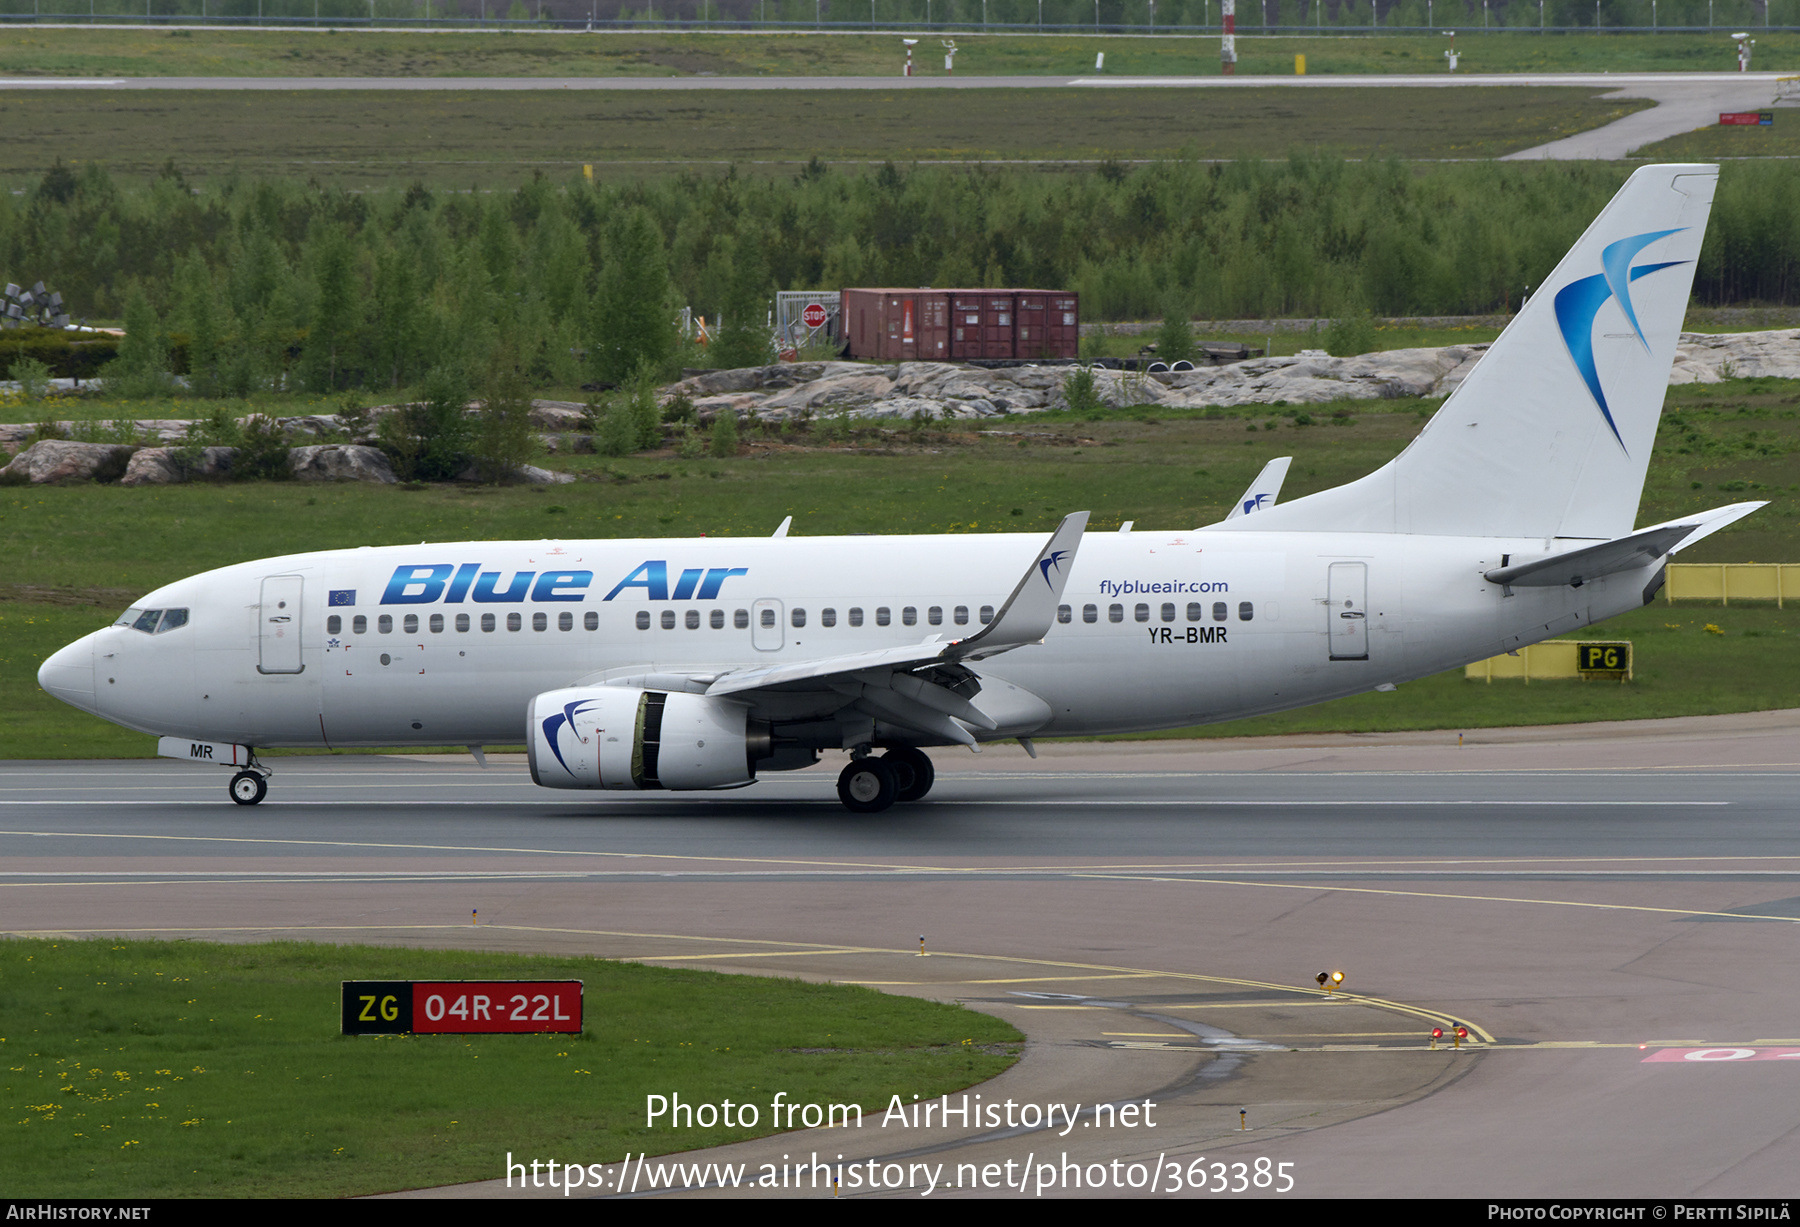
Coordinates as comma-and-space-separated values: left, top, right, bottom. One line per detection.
836, 746, 936, 814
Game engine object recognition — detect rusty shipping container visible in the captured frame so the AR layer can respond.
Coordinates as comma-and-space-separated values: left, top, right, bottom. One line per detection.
842, 288, 1077, 362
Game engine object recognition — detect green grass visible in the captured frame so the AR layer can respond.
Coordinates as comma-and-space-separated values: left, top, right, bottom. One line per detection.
0, 937, 1021, 1197
0, 85, 1647, 185
3, 375, 1797, 757
1, 28, 1796, 80
1635, 119, 1800, 160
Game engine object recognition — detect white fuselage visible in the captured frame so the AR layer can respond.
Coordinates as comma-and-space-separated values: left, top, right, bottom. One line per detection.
44, 529, 1655, 752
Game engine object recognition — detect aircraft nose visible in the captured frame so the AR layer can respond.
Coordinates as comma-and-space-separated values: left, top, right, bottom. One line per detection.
38, 634, 98, 716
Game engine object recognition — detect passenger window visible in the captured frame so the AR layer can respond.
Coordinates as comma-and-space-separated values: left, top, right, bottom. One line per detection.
661, 610, 676, 630
1187, 602, 1202, 622
686, 610, 700, 630
1109, 604, 1124, 623
876, 607, 891, 626
902, 607, 917, 626
533, 612, 548, 631
456, 613, 471, 632
954, 606, 969, 626
586, 611, 599, 631
1239, 602, 1255, 622
1161, 603, 1176, 623
378, 615, 393, 634
928, 606, 942, 626
403, 614, 419, 634
735, 609, 749, 629
791, 608, 806, 628
760, 609, 775, 628
429, 613, 444, 633
1057, 604, 1072, 624
353, 615, 368, 635
559, 611, 573, 631
849, 607, 864, 627
711, 609, 725, 629
821, 608, 836, 627
1213, 602, 1228, 622
508, 613, 523, 632
157, 608, 188, 633
1135, 604, 1149, 623
636, 611, 650, 630
327, 615, 342, 635
1083, 604, 1098, 624
482, 613, 496, 632
979, 605, 994, 624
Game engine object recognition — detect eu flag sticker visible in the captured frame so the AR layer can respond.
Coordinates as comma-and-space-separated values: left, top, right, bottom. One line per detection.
329, 590, 356, 607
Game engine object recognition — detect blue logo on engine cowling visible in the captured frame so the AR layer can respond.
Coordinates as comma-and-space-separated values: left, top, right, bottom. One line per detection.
379, 560, 750, 605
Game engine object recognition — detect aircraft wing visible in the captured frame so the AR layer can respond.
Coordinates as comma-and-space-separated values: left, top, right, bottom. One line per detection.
1218, 456, 1292, 523
1483, 501, 1766, 588
700, 511, 1090, 744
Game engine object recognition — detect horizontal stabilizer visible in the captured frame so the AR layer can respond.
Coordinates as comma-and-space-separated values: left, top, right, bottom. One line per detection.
1484, 501, 1766, 588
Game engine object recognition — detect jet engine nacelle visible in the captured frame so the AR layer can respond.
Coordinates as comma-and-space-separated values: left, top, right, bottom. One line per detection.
527, 686, 763, 791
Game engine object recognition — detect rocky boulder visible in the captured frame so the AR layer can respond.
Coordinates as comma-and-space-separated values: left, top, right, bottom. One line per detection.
119, 446, 238, 486
288, 444, 397, 484
1, 440, 135, 484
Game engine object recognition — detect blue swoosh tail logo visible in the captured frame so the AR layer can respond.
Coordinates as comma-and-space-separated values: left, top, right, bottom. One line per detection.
1553, 228, 1689, 455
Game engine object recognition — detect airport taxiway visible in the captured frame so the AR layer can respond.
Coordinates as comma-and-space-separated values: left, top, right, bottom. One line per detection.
2, 709, 1797, 1197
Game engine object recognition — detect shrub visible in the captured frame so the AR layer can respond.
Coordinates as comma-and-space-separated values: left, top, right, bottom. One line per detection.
1062, 365, 1102, 416
710, 409, 739, 458
1325, 310, 1379, 358
13, 356, 53, 400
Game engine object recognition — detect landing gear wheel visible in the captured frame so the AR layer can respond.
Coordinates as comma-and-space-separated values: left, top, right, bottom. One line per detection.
882, 747, 936, 803
229, 771, 267, 806
837, 757, 898, 814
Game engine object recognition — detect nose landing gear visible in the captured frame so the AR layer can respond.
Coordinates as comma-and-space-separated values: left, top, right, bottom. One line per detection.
229, 771, 267, 805
228, 760, 270, 806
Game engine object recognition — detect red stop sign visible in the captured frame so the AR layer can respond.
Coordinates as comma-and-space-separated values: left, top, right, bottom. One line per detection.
801, 303, 828, 329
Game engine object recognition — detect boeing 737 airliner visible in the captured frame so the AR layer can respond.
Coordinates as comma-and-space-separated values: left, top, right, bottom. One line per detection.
38, 164, 1761, 812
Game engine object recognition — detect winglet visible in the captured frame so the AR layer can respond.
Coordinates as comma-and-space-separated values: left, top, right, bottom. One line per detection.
772, 515, 792, 538
1222, 456, 1292, 522
950, 511, 1089, 661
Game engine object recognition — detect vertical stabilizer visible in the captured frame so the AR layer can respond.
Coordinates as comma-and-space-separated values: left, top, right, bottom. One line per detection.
1218, 165, 1718, 540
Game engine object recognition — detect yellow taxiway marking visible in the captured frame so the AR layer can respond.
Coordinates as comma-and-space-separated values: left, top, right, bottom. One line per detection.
1076, 872, 1800, 926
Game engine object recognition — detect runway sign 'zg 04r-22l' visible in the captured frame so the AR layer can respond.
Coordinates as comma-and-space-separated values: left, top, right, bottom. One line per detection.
341, 981, 583, 1035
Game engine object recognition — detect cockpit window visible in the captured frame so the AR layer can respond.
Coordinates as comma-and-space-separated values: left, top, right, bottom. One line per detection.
117, 608, 189, 634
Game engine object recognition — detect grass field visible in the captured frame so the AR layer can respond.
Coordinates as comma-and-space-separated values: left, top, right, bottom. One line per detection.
3, 375, 1795, 758
0, 27, 1794, 79
1636, 120, 1800, 160
0, 85, 1647, 184
0, 938, 1021, 1197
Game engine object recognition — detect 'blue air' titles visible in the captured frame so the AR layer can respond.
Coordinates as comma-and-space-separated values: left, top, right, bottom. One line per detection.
379, 561, 749, 606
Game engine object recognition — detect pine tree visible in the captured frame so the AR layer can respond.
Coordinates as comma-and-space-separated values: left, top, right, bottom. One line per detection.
591, 207, 675, 386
